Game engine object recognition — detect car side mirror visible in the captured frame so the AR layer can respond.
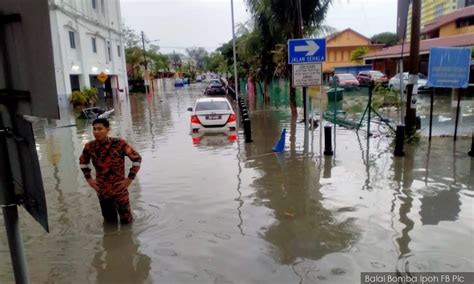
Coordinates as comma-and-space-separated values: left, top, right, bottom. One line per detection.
187, 107, 193, 112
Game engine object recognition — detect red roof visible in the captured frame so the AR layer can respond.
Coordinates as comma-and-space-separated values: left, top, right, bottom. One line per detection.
422, 6, 474, 34
363, 33, 474, 60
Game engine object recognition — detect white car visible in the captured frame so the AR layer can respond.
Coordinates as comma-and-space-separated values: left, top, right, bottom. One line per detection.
188, 97, 236, 134
388, 72, 431, 93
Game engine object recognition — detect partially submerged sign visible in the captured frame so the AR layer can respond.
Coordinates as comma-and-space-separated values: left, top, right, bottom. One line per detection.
0, 0, 59, 119
292, 63, 322, 87
427, 47, 471, 88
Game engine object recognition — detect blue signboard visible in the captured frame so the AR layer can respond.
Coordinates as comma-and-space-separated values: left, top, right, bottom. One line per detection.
288, 38, 326, 64
427, 47, 471, 88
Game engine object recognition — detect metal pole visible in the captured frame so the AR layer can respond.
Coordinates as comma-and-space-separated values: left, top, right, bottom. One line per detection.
454, 89, 462, 141
367, 84, 372, 137
231, 0, 239, 103
141, 31, 148, 94
295, 0, 307, 127
398, 60, 404, 125
429, 88, 434, 141
0, 108, 29, 284
333, 76, 337, 139
405, 0, 421, 136
303, 87, 309, 153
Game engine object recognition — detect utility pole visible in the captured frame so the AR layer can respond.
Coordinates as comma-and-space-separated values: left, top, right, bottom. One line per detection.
405, 0, 421, 136
231, 0, 239, 102
296, 0, 310, 153
141, 31, 148, 94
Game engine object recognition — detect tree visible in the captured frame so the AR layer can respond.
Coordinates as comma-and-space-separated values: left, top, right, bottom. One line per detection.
350, 47, 369, 64
371, 32, 399, 46
206, 52, 228, 74
245, 0, 332, 115
123, 26, 140, 49
185, 47, 209, 71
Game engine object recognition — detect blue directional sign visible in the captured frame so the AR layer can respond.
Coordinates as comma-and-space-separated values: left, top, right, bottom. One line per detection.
427, 47, 471, 88
288, 38, 326, 64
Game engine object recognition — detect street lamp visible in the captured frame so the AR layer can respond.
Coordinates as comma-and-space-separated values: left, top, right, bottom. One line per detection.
230, 0, 239, 102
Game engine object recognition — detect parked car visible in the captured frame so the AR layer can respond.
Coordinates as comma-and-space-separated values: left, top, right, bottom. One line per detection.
204, 79, 227, 96
356, 70, 388, 86
388, 72, 431, 93
174, 79, 184, 87
329, 73, 360, 89
187, 97, 236, 134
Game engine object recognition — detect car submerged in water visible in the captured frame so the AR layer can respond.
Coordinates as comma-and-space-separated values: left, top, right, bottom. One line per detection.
204, 79, 227, 96
187, 97, 236, 135
329, 73, 360, 90
388, 72, 431, 93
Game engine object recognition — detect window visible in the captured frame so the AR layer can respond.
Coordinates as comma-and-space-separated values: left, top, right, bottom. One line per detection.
456, 16, 474, 28
117, 45, 121, 57
466, 0, 474, 7
92, 0, 96, 9
195, 101, 230, 111
101, 0, 105, 14
434, 4, 443, 17
92, 37, 97, 53
68, 31, 76, 49
107, 41, 112, 61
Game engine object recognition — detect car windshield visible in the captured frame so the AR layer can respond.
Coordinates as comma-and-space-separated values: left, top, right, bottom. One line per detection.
418, 73, 427, 80
209, 82, 223, 87
370, 71, 384, 78
337, 74, 356, 80
195, 101, 230, 111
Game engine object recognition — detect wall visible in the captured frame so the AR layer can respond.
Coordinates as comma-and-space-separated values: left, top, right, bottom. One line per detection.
49, 0, 127, 107
439, 21, 474, 36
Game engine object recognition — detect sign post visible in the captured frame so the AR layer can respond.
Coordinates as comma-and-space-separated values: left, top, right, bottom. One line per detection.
1, 0, 58, 281
288, 38, 326, 154
427, 47, 471, 141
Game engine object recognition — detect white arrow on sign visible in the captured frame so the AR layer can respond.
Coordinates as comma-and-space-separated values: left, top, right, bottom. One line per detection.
294, 40, 320, 56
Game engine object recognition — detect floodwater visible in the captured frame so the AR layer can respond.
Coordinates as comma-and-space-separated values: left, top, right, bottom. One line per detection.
0, 80, 473, 283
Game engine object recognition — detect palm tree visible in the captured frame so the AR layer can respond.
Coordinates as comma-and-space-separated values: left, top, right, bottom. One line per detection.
245, 0, 332, 115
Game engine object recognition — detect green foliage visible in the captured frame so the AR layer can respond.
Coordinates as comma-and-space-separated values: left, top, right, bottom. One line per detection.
206, 52, 228, 74
70, 87, 98, 107
351, 47, 369, 63
371, 32, 399, 46
405, 129, 421, 144
123, 25, 171, 79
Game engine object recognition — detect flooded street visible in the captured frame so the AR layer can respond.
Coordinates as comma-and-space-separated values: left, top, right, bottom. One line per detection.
0, 81, 473, 283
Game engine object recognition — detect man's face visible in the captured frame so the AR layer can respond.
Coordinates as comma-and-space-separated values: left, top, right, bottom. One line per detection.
93, 123, 110, 141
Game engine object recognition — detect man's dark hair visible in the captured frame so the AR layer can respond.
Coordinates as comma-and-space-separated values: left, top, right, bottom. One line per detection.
92, 118, 110, 128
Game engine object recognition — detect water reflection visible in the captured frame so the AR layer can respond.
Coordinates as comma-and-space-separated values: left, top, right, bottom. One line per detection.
246, 108, 358, 265
92, 225, 151, 284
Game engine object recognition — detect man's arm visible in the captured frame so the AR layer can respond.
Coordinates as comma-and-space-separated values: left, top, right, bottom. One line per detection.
80, 143, 100, 192
79, 143, 92, 180
124, 142, 142, 180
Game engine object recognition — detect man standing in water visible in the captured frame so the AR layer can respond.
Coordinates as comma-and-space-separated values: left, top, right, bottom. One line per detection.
79, 118, 141, 224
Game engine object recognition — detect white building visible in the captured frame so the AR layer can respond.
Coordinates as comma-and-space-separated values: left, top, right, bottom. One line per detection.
49, 0, 128, 107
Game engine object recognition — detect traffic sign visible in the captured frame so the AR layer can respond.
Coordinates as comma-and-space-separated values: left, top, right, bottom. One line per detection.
427, 47, 471, 88
288, 38, 326, 64
292, 63, 322, 87
97, 72, 108, 83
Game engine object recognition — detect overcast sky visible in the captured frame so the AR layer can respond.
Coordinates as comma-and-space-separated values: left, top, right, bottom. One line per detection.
120, 0, 397, 55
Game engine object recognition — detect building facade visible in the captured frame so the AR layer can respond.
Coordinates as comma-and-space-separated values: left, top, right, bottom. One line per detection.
364, 6, 474, 80
49, 0, 128, 108
323, 28, 383, 80
406, 0, 474, 40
